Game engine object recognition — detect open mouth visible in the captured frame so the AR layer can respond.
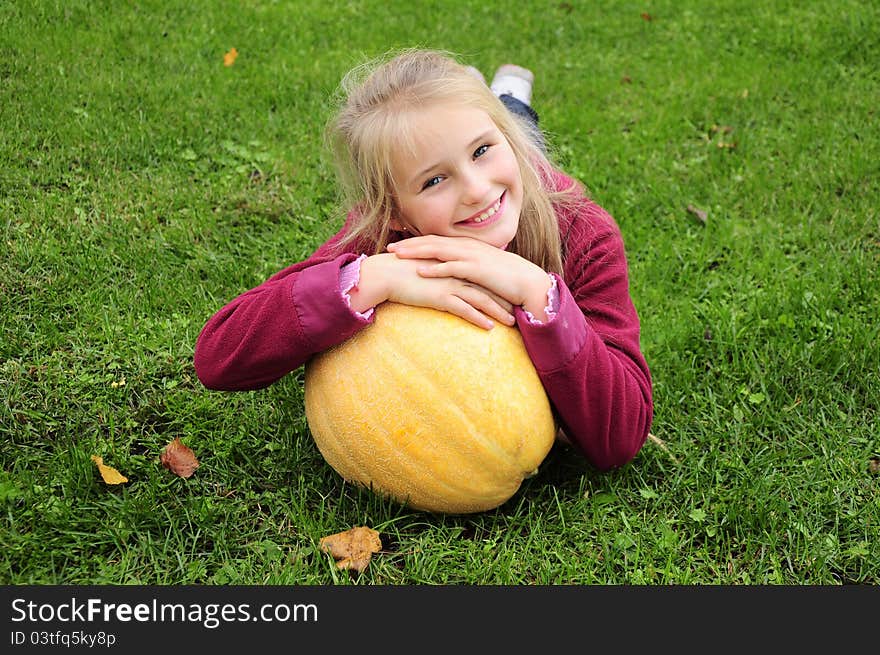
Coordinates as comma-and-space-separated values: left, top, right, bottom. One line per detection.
458, 192, 505, 228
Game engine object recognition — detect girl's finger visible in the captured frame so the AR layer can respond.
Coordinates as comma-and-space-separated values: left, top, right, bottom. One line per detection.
391, 247, 442, 260
442, 296, 496, 330
388, 237, 472, 261
453, 286, 516, 326
417, 261, 470, 278
462, 283, 515, 315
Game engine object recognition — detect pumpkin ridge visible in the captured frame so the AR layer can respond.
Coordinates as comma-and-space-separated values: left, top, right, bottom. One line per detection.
382, 319, 522, 488
368, 319, 510, 501
315, 319, 481, 508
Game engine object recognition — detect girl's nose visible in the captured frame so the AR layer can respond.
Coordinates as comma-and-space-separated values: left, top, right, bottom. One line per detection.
461, 169, 491, 205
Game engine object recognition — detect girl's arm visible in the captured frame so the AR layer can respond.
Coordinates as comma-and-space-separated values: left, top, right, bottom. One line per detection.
194, 228, 374, 391
195, 225, 518, 391
517, 209, 653, 471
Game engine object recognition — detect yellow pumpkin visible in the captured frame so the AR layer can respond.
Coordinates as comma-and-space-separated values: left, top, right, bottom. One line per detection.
304, 302, 556, 514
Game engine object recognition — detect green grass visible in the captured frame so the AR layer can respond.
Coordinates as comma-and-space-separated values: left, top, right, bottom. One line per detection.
1, 0, 878, 585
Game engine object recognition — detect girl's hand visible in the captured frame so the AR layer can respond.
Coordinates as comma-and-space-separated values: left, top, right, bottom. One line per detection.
387, 236, 553, 321
352, 253, 516, 330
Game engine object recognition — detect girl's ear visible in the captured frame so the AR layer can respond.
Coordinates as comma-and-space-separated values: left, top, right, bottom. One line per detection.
388, 199, 410, 232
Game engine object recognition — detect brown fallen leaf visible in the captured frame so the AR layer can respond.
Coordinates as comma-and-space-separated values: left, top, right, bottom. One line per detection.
223, 47, 238, 67
160, 437, 199, 478
319, 526, 382, 573
869, 457, 880, 475
91, 455, 128, 485
686, 204, 708, 225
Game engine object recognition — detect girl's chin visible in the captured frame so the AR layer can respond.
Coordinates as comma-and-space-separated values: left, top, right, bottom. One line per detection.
489, 236, 514, 250
450, 211, 518, 248
487, 225, 518, 250
464, 227, 515, 249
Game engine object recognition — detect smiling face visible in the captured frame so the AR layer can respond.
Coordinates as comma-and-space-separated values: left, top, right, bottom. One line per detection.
389, 105, 524, 249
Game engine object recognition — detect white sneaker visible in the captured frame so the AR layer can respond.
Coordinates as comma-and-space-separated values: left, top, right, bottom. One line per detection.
490, 64, 534, 105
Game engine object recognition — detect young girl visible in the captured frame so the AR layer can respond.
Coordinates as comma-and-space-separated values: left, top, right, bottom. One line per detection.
194, 49, 653, 471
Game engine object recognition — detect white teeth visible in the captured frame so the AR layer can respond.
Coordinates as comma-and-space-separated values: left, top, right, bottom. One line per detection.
470, 198, 501, 224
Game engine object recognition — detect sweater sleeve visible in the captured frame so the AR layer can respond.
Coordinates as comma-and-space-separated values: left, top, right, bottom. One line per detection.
193, 227, 374, 391
516, 200, 653, 470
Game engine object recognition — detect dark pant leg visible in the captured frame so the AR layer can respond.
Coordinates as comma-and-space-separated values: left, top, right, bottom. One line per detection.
499, 94, 546, 152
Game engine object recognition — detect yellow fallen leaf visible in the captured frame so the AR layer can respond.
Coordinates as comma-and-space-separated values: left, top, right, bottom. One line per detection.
223, 47, 238, 67
319, 526, 382, 573
91, 455, 128, 485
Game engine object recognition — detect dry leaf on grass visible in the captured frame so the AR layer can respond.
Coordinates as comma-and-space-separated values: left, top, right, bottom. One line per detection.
223, 48, 238, 67
319, 526, 382, 573
91, 455, 128, 485
686, 204, 708, 225
160, 437, 199, 478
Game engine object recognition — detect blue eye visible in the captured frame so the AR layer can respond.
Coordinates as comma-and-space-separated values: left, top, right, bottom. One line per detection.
474, 144, 490, 158
422, 175, 442, 190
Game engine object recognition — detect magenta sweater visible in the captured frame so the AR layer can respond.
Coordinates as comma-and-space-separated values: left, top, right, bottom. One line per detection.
194, 171, 653, 470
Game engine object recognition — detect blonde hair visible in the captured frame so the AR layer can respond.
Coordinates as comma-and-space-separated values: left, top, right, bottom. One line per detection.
326, 49, 577, 275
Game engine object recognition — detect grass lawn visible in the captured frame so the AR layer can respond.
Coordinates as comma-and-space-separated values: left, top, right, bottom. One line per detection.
1, 0, 878, 584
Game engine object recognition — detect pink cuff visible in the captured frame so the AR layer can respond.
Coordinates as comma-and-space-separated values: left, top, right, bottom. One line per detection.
522, 274, 558, 325
340, 254, 374, 320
